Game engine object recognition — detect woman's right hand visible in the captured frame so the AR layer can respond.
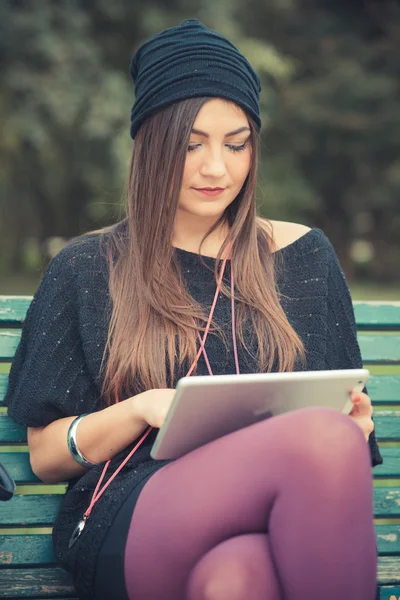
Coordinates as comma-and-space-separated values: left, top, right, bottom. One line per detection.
131, 388, 176, 429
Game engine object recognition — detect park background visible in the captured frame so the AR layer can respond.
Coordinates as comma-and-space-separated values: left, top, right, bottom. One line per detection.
0, 0, 399, 298
0, 1, 400, 572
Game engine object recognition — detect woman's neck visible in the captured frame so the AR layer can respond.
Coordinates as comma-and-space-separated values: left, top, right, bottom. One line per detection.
172, 220, 230, 258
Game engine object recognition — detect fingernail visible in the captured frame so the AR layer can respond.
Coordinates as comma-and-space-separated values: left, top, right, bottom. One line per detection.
353, 395, 361, 402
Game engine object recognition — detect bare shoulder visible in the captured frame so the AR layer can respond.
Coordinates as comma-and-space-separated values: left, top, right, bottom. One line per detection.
257, 218, 312, 252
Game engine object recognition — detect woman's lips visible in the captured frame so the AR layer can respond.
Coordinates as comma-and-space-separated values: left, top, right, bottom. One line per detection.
193, 188, 225, 196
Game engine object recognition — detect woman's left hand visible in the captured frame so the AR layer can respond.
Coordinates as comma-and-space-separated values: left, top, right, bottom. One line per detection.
348, 391, 374, 442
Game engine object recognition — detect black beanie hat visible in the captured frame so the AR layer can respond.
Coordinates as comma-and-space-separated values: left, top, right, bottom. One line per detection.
129, 19, 262, 139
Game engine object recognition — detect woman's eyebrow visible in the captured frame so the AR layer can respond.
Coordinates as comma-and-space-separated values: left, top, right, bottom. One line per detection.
191, 127, 251, 138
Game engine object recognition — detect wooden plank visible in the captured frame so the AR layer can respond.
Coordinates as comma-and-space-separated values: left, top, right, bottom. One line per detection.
0, 567, 75, 598
1, 371, 399, 406
4, 528, 400, 570
0, 444, 398, 490
2, 333, 396, 363
0, 449, 383, 483
0, 535, 55, 566
373, 411, 400, 441
0, 414, 27, 443
354, 302, 400, 329
0, 453, 40, 484
0, 296, 31, 325
0, 486, 399, 530
0, 495, 63, 527
0, 563, 397, 597
368, 376, 400, 404
380, 587, 400, 599
0, 373, 9, 403
0, 297, 398, 328
375, 525, 400, 556
0, 330, 21, 361
0, 409, 399, 448
378, 556, 400, 585
358, 335, 400, 364
374, 488, 400, 518
373, 449, 400, 478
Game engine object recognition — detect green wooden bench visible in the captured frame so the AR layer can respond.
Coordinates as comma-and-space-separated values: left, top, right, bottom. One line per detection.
1, 295, 400, 599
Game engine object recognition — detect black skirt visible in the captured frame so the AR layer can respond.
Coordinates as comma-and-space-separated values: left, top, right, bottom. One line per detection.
93, 470, 155, 600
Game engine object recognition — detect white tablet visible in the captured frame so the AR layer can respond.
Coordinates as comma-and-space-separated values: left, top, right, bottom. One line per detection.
150, 369, 370, 460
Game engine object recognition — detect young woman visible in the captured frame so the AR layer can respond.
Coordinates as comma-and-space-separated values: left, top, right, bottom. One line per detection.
5, 19, 382, 600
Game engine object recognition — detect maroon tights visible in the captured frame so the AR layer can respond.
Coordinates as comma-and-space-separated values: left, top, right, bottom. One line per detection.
124, 407, 377, 599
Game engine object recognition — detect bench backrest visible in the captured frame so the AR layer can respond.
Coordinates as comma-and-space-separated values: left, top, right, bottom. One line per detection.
0, 296, 399, 599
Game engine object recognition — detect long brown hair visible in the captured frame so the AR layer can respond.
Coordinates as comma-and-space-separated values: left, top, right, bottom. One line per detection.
93, 97, 306, 405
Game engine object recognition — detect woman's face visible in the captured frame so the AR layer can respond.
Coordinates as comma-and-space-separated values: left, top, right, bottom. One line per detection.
177, 98, 252, 222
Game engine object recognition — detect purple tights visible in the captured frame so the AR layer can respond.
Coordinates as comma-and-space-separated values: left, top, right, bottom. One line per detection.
124, 407, 377, 599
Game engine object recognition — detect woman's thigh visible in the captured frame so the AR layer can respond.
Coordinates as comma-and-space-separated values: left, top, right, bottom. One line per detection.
123, 407, 374, 599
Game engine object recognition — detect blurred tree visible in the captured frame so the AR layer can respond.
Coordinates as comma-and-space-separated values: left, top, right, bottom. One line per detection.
0, 0, 131, 269
0, 0, 399, 282
237, 0, 400, 278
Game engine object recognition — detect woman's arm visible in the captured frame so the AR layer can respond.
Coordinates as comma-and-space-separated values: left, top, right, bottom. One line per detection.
28, 388, 175, 484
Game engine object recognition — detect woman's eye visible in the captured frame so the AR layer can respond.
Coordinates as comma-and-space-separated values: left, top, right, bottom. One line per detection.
226, 143, 247, 152
187, 143, 248, 153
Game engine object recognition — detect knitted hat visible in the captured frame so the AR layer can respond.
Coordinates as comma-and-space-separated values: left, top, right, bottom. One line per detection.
129, 18, 262, 139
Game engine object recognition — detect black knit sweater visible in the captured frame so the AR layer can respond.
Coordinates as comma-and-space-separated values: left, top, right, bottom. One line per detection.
4, 227, 383, 599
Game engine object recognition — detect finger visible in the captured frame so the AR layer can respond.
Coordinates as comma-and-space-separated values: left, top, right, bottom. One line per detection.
350, 391, 368, 402
350, 392, 372, 409
349, 400, 373, 419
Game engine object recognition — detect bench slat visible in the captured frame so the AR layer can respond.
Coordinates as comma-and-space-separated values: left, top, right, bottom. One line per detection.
373, 411, 400, 441
367, 376, 400, 403
373, 449, 400, 478
376, 525, 400, 555
0, 496, 63, 527
0, 414, 28, 443
0, 297, 32, 324
0, 453, 38, 484
2, 524, 399, 568
354, 302, 400, 328
358, 335, 400, 363
1, 535, 56, 567
1, 411, 399, 445
2, 333, 400, 364
0, 567, 75, 598
374, 488, 400, 518
0, 554, 399, 597
0, 330, 21, 361
1, 486, 399, 527
1, 298, 399, 328
2, 561, 399, 597
379, 587, 400, 600
1, 374, 399, 408
1, 448, 399, 485
378, 556, 400, 585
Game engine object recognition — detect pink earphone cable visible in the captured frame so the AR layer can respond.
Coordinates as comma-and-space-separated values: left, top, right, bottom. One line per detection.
84, 241, 238, 520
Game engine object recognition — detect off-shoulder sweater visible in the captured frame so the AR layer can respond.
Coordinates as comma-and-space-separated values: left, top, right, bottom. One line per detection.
4, 227, 383, 599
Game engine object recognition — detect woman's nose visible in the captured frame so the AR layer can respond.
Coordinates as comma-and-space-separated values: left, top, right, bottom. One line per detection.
199, 151, 226, 178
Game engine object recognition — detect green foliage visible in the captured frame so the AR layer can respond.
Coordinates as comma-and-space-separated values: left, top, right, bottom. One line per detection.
0, 0, 398, 281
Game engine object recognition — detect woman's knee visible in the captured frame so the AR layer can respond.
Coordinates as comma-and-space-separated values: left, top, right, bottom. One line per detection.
187, 558, 253, 600
185, 534, 278, 600
266, 407, 367, 468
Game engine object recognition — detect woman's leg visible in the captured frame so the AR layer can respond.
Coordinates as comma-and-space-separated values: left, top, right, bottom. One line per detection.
186, 533, 282, 600
124, 407, 377, 600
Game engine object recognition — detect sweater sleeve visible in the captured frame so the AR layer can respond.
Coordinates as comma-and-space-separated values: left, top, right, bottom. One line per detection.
4, 244, 101, 428
324, 239, 383, 468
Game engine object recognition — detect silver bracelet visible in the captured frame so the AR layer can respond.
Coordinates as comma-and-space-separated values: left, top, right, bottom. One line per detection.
67, 414, 98, 469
